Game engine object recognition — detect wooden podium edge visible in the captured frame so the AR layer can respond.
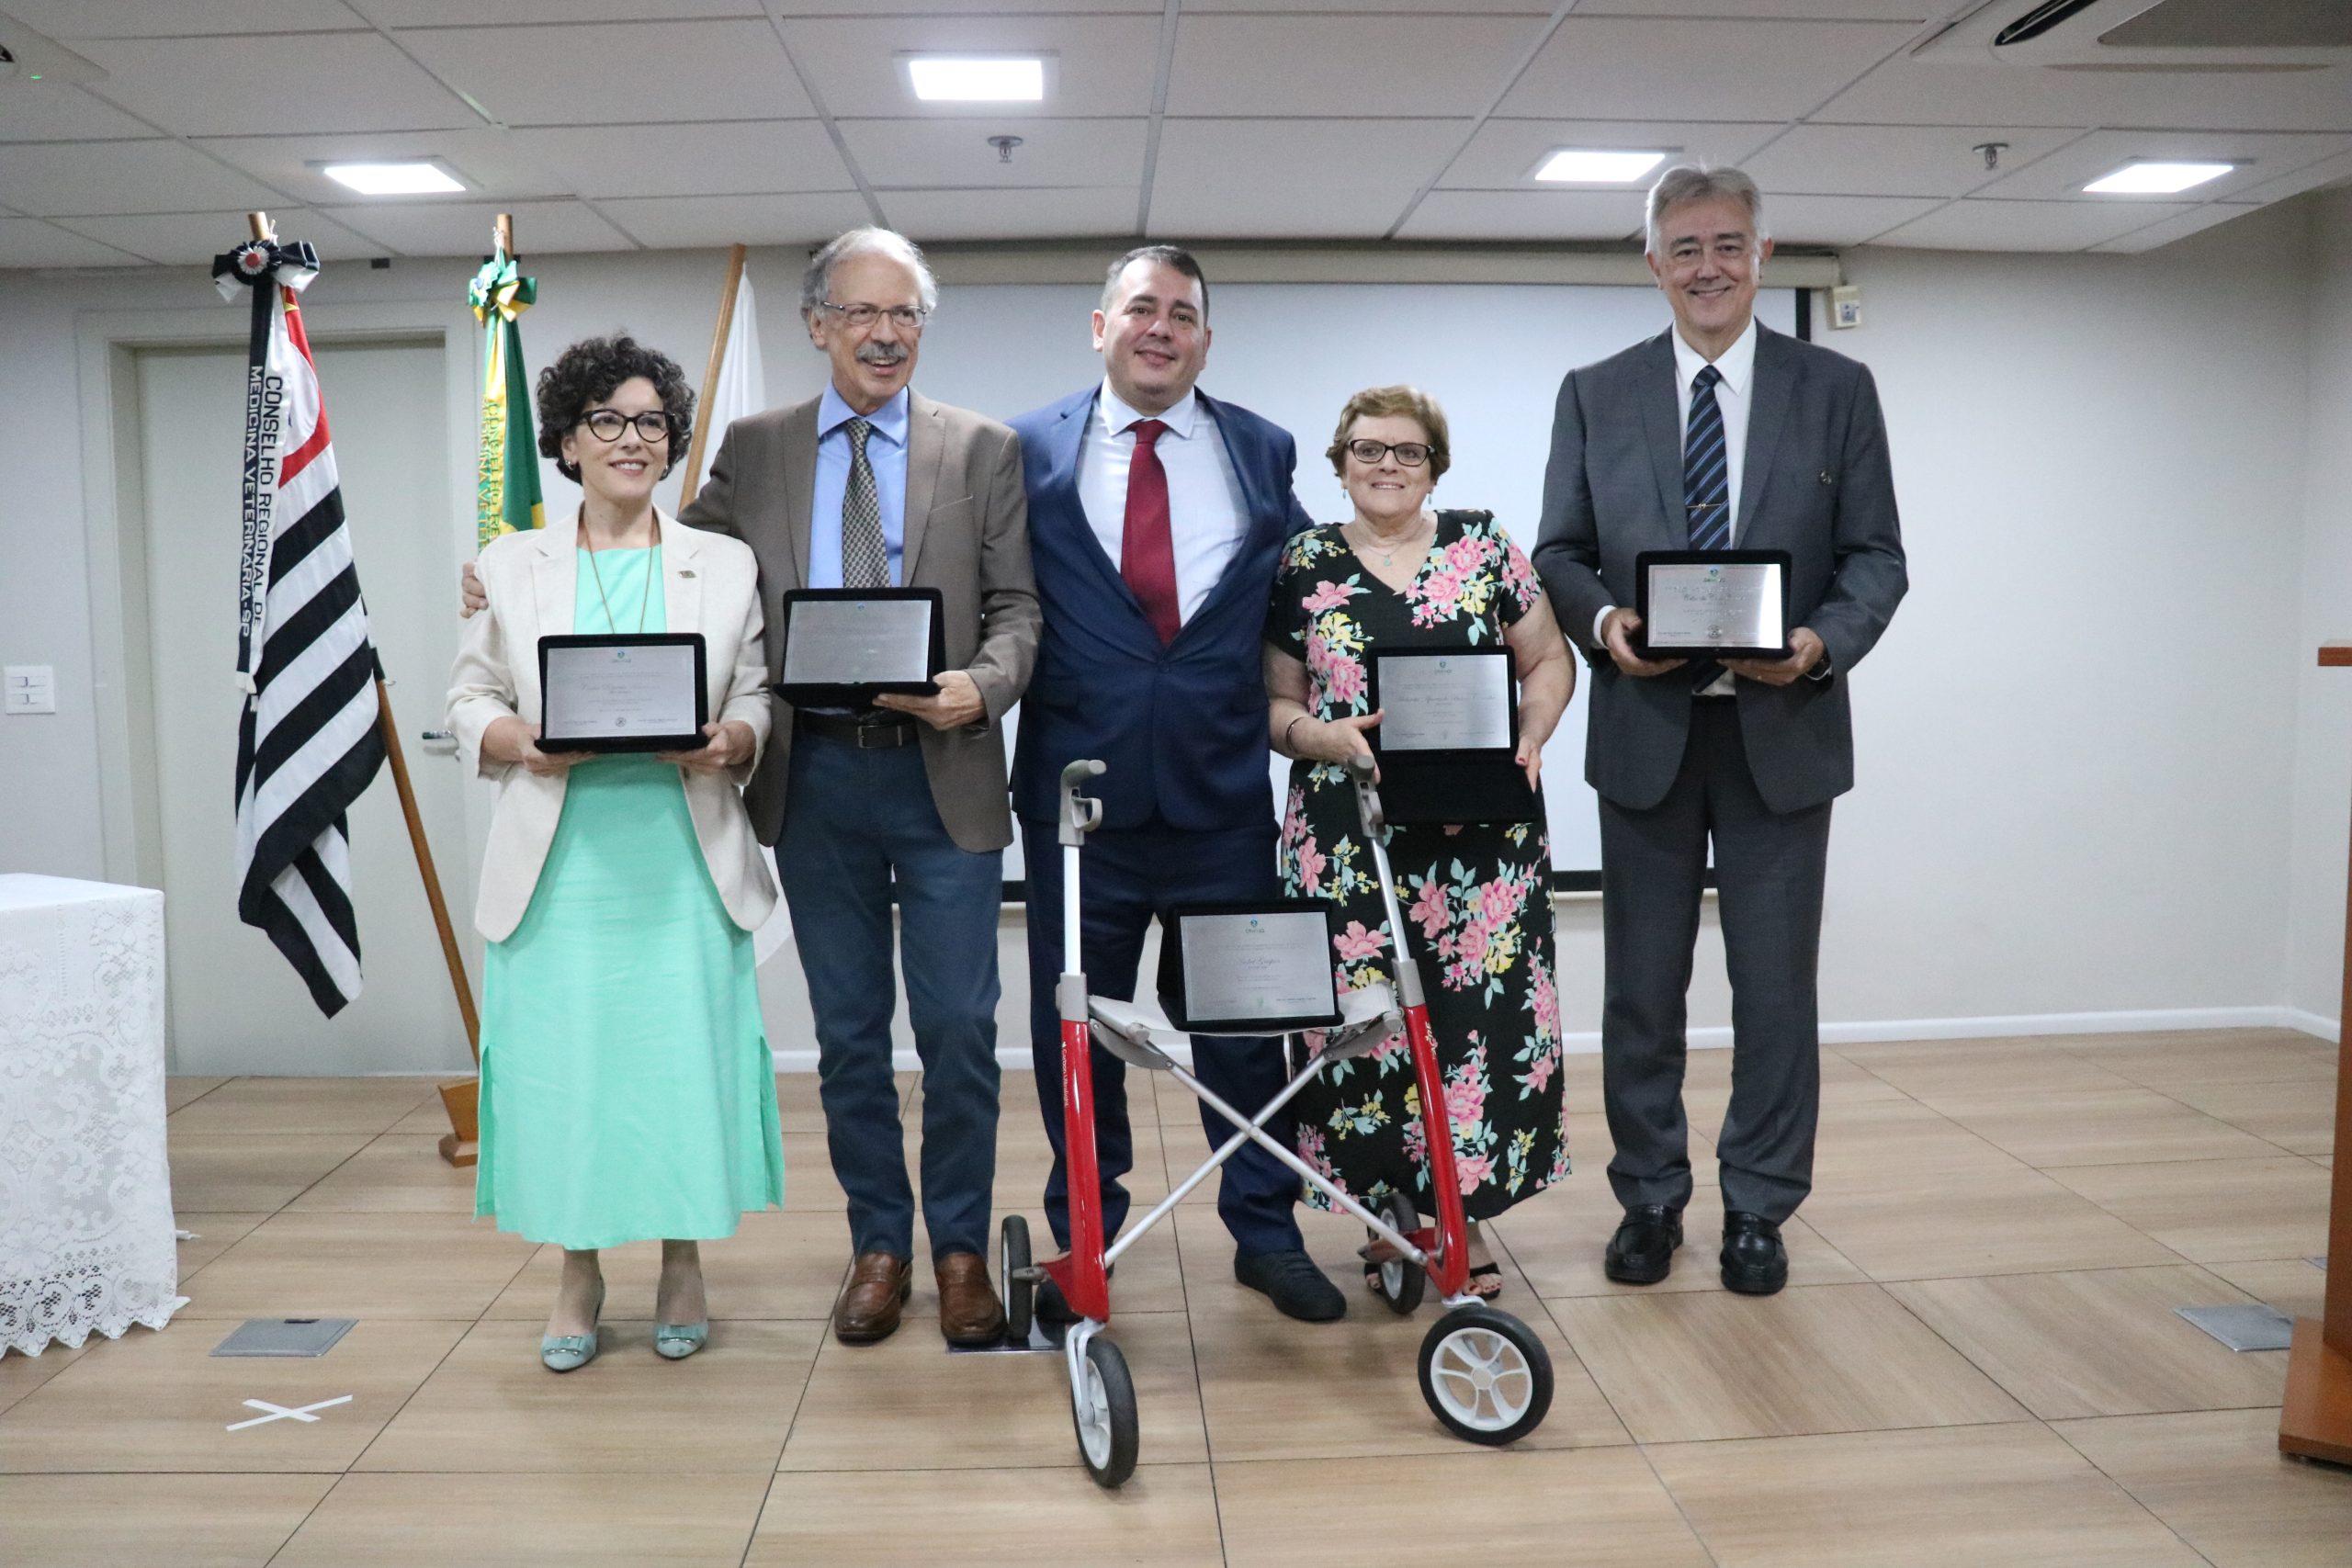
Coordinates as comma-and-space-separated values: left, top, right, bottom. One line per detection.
437, 1077, 479, 1168
2280, 1320, 2352, 1466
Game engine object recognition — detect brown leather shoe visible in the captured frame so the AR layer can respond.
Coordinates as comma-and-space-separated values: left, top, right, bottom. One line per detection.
832, 1251, 912, 1344
935, 1250, 1006, 1347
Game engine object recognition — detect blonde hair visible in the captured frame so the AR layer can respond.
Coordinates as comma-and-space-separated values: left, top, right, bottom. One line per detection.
1327, 385, 1451, 481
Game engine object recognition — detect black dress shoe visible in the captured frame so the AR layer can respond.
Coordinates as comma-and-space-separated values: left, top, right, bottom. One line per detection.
1720, 1212, 1789, 1295
1603, 1205, 1683, 1285
1234, 1248, 1347, 1322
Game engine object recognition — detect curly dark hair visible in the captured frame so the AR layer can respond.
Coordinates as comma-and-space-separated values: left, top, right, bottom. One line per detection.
535, 333, 695, 483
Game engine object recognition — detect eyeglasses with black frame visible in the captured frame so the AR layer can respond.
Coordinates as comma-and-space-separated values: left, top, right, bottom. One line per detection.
818, 300, 931, 333
579, 409, 674, 444
1347, 438, 1433, 468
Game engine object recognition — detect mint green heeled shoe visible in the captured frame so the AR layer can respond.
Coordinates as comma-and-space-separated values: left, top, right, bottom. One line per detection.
541, 1280, 605, 1372
653, 1320, 709, 1360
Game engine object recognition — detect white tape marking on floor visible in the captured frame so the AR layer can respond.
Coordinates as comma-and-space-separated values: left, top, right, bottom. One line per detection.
226, 1393, 353, 1431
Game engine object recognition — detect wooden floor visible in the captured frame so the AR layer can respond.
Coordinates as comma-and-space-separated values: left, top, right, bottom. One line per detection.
2, 1028, 2346, 1566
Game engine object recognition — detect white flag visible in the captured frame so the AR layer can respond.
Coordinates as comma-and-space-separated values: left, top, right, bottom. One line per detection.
700, 265, 791, 964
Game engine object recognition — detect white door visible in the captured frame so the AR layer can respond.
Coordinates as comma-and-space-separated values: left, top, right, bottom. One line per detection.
133, 339, 474, 1077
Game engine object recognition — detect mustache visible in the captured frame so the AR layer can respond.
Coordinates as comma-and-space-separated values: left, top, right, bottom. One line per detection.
856, 344, 909, 367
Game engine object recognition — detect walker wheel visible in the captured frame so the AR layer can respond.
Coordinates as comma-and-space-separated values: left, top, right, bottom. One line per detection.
1072, 1336, 1139, 1487
1418, 1305, 1553, 1445
1372, 1191, 1424, 1316
1000, 1215, 1034, 1344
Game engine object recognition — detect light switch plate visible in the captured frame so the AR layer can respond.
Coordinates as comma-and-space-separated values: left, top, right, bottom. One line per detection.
4, 665, 55, 715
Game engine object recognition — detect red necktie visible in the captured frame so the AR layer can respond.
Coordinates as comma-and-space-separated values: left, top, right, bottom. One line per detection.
1121, 418, 1182, 644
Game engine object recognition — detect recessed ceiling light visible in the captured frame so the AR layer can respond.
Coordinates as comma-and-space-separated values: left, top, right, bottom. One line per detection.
2083, 161, 2234, 195
319, 161, 467, 197
905, 55, 1046, 102
1533, 149, 1669, 184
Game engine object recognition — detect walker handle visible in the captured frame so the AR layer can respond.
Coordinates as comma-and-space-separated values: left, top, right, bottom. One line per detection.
1059, 758, 1106, 846
1345, 753, 1386, 842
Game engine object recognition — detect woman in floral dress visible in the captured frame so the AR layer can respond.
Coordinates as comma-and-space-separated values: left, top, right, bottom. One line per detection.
1263, 386, 1576, 1298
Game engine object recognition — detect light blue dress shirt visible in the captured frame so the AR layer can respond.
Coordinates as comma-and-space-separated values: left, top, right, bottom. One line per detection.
809, 383, 909, 589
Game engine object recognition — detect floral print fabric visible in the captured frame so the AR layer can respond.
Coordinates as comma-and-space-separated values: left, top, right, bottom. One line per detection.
1269, 510, 1570, 1221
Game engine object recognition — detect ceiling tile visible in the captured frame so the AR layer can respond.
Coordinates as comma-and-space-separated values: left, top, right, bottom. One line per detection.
192, 127, 575, 206
0, 216, 148, 267
0, 0, 357, 36
1395, 187, 1647, 242
2088, 202, 2266, 254
778, 14, 1160, 119
73, 33, 476, 137
0, 140, 281, 217
396, 20, 812, 127
505, 121, 850, 199
1815, 53, 2352, 134
1182, 0, 1552, 9
1501, 17, 1921, 121
1974, 128, 2352, 203
1868, 197, 2199, 251
1754, 192, 1944, 244
51, 207, 383, 265
596, 191, 872, 249
843, 118, 1146, 189
1740, 122, 2088, 198
1574, 0, 1935, 16
767, 0, 1157, 10
321, 196, 635, 256
0, 84, 163, 142
1442, 118, 1781, 188
2236, 148, 2352, 205
1168, 14, 1539, 118
1151, 118, 1465, 239
364, 0, 761, 21
887, 186, 1137, 242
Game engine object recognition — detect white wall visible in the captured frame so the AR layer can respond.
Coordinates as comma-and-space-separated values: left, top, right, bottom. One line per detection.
2287, 186, 2352, 1035
3, 198, 2344, 1062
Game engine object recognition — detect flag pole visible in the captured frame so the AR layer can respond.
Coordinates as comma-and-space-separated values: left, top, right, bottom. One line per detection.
678, 243, 747, 508
246, 208, 486, 1164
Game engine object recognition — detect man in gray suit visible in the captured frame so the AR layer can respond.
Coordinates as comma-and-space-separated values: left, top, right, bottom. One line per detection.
1532, 166, 1905, 1295
686, 229, 1040, 1347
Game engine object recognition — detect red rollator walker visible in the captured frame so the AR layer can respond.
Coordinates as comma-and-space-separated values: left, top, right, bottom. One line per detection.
1004, 756, 1555, 1487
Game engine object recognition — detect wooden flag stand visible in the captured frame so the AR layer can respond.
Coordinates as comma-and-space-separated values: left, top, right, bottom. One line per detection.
2282, 643, 2352, 1466
247, 210, 485, 1167
679, 242, 748, 508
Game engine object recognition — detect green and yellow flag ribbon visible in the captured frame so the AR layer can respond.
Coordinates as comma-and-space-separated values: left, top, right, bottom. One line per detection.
469, 245, 544, 548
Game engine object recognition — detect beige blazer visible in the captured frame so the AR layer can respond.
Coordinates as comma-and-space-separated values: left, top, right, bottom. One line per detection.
679, 390, 1041, 853
447, 512, 776, 942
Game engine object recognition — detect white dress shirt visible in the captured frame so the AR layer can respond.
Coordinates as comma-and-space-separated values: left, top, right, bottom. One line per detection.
1076, 379, 1250, 626
1598, 317, 1759, 696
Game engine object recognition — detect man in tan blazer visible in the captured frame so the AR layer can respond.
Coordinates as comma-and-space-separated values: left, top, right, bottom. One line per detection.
682, 229, 1039, 1348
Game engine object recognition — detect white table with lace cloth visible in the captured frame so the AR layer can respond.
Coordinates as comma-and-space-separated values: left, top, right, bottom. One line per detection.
0, 875, 182, 1358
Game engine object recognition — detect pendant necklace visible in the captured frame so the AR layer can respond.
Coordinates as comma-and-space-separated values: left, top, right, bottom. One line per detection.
582, 511, 656, 636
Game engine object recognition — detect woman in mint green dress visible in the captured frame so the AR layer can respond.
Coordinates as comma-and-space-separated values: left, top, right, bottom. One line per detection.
448, 336, 783, 1371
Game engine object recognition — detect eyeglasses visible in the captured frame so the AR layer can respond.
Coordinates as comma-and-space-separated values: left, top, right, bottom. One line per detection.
1347, 439, 1432, 468
580, 409, 673, 444
819, 300, 930, 333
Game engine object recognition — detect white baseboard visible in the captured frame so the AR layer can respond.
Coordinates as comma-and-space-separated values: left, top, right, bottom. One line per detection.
771, 1004, 2338, 1071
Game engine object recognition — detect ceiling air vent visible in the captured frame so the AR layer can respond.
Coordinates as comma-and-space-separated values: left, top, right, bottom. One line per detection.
1996, 0, 2107, 48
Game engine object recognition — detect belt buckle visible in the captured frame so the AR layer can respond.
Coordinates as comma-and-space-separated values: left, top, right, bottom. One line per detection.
857, 719, 900, 749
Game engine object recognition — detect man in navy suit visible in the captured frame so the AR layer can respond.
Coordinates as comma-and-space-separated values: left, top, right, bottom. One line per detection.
1007, 246, 1345, 1322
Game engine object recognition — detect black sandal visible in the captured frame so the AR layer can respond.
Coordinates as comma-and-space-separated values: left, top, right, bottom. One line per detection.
1466, 1262, 1504, 1300
1359, 1229, 1404, 1291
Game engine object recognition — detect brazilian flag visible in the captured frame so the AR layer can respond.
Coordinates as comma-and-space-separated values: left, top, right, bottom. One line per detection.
469, 244, 545, 548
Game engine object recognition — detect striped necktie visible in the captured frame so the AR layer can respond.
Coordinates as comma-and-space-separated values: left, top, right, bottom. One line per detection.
841, 417, 888, 589
1685, 364, 1730, 549
1684, 364, 1731, 690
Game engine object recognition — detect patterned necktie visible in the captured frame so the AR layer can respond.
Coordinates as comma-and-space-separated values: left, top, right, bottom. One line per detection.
841, 417, 888, 589
1122, 418, 1182, 644
1684, 364, 1731, 689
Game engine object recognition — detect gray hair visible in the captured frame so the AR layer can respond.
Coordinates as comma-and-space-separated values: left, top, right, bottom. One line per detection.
800, 227, 939, 321
1645, 164, 1769, 256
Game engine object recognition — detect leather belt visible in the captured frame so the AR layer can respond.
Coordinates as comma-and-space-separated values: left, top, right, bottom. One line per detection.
795, 710, 917, 749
